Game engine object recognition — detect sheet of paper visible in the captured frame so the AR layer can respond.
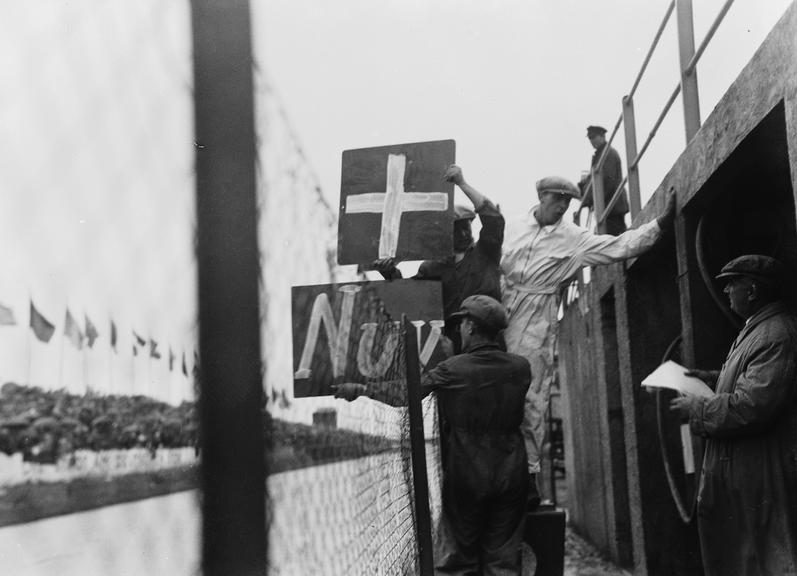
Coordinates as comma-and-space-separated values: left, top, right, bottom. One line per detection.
641, 360, 715, 398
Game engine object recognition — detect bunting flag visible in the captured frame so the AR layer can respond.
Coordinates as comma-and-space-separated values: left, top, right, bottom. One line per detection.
192, 350, 200, 379
168, 347, 175, 371
64, 309, 84, 350
181, 351, 188, 376
149, 338, 161, 359
29, 301, 55, 343
85, 314, 99, 348
279, 389, 291, 409
110, 320, 118, 352
0, 302, 16, 326
132, 330, 146, 356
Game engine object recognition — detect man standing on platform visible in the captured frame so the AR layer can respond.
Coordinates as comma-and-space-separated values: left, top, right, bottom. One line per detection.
502, 177, 675, 507
580, 125, 630, 236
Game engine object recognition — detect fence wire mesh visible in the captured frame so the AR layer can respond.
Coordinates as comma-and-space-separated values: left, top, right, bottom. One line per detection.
0, 2, 445, 575
271, 280, 445, 575
253, 13, 446, 575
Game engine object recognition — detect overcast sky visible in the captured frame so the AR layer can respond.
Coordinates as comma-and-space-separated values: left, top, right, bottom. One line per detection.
0, 1, 194, 393
256, 0, 793, 219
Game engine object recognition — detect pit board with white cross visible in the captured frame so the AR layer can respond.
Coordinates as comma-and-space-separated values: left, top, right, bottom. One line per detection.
291, 279, 446, 398
337, 140, 455, 265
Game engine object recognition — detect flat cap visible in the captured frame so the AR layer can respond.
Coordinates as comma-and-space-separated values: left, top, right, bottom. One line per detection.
716, 254, 784, 284
453, 205, 476, 221
536, 176, 581, 200
587, 125, 607, 137
448, 295, 508, 331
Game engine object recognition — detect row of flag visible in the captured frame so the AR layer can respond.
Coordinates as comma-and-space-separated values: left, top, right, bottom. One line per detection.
0, 299, 194, 377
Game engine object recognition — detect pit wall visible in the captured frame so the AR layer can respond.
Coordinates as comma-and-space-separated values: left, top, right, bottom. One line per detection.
559, 3, 797, 575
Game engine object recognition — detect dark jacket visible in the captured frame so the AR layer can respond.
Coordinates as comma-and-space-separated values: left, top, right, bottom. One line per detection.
688, 301, 797, 576
423, 341, 531, 574
416, 200, 504, 321
583, 144, 629, 216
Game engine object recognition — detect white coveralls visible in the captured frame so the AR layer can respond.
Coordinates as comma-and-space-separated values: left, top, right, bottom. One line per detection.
501, 209, 662, 472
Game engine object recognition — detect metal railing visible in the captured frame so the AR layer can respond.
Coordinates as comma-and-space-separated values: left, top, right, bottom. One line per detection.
582, 0, 736, 233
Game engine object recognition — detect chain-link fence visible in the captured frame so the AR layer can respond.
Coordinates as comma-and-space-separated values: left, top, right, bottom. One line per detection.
267, 390, 443, 576
274, 281, 445, 575
0, 2, 446, 575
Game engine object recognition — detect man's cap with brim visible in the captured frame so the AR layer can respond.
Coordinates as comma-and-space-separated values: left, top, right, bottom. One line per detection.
447, 295, 508, 331
536, 176, 581, 200
453, 205, 476, 221
587, 125, 607, 137
715, 254, 784, 284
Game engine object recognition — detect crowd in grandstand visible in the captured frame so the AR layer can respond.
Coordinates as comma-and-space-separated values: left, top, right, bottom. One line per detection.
0, 382, 198, 464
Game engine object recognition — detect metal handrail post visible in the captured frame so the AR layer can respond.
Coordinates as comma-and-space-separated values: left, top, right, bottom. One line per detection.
685, 0, 735, 75
676, 0, 701, 142
622, 95, 642, 218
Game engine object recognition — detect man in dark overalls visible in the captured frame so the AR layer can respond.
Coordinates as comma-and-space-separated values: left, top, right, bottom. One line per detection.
336, 295, 531, 575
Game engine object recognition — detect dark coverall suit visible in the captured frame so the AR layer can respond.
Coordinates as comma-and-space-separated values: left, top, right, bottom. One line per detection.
423, 342, 531, 576
416, 200, 504, 352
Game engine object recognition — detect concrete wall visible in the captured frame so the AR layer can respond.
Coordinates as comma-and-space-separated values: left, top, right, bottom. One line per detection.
559, 3, 797, 574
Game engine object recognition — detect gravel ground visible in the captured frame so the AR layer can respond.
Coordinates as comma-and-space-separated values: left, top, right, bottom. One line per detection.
562, 527, 631, 575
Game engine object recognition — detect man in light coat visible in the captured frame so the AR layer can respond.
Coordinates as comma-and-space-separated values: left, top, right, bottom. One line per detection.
501, 176, 675, 505
671, 254, 797, 576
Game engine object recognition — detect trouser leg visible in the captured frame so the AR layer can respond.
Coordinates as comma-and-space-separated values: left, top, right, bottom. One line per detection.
436, 451, 484, 576
435, 512, 481, 576
481, 450, 528, 576
521, 352, 553, 474
537, 428, 553, 502
481, 510, 526, 576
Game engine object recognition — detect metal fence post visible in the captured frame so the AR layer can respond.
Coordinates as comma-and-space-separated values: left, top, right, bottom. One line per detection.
191, 0, 267, 574
676, 0, 701, 142
622, 95, 642, 219
403, 315, 435, 575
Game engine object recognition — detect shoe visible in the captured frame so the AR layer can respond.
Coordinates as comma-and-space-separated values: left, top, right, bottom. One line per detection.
527, 473, 541, 511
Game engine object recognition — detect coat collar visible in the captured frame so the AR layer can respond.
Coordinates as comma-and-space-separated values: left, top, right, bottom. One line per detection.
463, 342, 502, 354
729, 301, 788, 352
525, 205, 565, 233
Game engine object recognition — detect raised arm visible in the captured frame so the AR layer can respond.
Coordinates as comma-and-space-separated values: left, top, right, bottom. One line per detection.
444, 165, 504, 256
444, 165, 488, 210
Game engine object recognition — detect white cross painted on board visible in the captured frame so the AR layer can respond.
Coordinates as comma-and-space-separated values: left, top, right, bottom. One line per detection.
345, 154, 449, 258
